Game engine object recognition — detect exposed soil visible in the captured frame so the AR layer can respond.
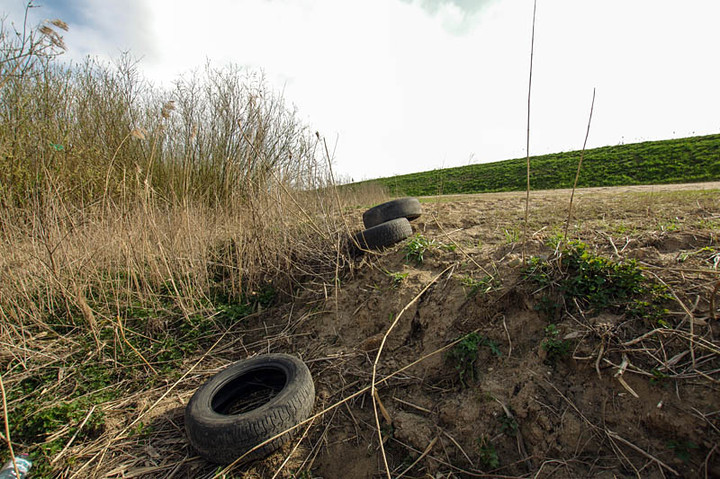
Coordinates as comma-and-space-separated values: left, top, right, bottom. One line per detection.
82, 183, 720, 478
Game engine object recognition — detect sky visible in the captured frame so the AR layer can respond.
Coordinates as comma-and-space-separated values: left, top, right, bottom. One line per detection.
2, 0, 719, 182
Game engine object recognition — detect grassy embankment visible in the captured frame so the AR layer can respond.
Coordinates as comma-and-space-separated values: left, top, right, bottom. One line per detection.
349, 134, 720, 196
0, 13, 381, 477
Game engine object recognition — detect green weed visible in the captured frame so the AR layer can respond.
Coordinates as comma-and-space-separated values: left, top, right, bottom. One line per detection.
385, 270, 409, 288
545, 231, 566, 250
534, 294, 562, 321
438, 242, 457, 252
649, 368, 670, 386
658, 218, 680, 232
525, 242, 671, 324
561, 241, 645, 311
541, 324, 571, 364
477, 436, 500, 469
459, 275, 500, 297
448, 332, 501, 386
503, 227, 520, 244
404, 234, 436, 264
522, 256, 554, 288
499, 413, 518, 437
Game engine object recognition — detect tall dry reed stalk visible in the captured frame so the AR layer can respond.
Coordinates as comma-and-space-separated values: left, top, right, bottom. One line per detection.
563, 88, 596, 243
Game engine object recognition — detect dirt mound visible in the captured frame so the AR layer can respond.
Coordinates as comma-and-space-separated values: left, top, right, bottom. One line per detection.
77, 186, 719, 478
289, 187, 720, 478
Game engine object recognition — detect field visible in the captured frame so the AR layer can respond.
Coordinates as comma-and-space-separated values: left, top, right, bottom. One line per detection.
1, 11, 720, 479
349, 134, 720, 197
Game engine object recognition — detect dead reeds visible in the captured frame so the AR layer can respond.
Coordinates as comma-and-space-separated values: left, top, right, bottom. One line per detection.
0, 9, 384, 477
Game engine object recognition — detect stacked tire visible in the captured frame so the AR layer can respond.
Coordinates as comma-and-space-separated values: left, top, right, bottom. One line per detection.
352, 197, 422, 252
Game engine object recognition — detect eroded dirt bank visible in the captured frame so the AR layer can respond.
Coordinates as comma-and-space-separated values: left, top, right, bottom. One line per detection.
93, 185, 720, 478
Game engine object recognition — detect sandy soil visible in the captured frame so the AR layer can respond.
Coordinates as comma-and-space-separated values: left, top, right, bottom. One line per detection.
296, 184, 720, 479
93, 183, 720, 478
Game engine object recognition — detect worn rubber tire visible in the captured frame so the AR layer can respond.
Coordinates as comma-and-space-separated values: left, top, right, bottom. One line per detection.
362, 197, 422, 228
353, 217, 413, 251
185, 354, 314, 464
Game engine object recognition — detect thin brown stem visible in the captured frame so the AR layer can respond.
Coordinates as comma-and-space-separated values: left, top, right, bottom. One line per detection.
0, 373, 20, 479
564, 88, 596, 242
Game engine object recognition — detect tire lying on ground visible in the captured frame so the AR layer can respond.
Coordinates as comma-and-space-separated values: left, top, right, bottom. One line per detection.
362, 197, 422, 229
185, 353, 315, 465
353, 217, 413, 251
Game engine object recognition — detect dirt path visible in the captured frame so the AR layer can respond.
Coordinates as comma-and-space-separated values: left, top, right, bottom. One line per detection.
424, 181, 720, 202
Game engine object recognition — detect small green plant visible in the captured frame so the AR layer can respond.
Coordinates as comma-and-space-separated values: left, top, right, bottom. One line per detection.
545, 231, 565, 250
459, 275, 500, 297
667, 440, 699, 462
404, 234, 436, 264
477, 435, 500, 469
522, 256, 553, 287
626, 282, 672, 325
385, 270, 409, 287
541, 324, 571, 363
132, 421, 154, 437
448, 332, 501, 386
503, 227, 520, 244
525, 242, 671, 323
658, 218, 680, 232
677, 246, 718, 265
561, 241, 645, 311
649, 368, 670, 386
534, 294, 562, 321
499, 413, 518, 437
439, 242, 457, 252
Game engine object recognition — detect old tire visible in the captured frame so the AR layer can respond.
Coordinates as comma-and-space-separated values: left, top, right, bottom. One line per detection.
353, 217, 413, 251
185, 354, 315, 464
362, 197, 422, 229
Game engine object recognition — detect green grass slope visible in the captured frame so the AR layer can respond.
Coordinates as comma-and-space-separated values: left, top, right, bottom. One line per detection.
351, 134, 720, 196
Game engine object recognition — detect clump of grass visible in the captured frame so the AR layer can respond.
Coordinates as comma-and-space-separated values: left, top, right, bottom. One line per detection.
504, 227, 521, 244
404, 234, 436, 264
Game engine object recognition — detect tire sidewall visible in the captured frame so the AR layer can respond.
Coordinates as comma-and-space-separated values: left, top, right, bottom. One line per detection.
353, 217, 412, 251
186, 354, 302, 427
185, 353, 314, 463
362, 197, 421, 229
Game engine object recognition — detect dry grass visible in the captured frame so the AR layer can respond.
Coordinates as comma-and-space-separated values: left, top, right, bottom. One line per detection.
0, 9, 386, 476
